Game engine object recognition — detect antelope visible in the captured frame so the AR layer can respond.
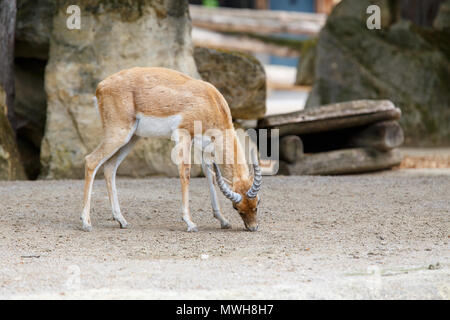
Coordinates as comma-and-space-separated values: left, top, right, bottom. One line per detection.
81, 67, 262, 232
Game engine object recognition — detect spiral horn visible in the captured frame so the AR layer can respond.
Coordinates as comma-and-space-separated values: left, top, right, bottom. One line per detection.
246, 150, 262, 199
212, 162, 242, 203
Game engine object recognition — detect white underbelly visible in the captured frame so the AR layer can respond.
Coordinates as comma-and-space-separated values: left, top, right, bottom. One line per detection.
135, 113, 182, 138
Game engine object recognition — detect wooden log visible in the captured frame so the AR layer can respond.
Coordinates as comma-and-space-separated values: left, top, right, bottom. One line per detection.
280, 148, 403, 175
279, 135, 304, 163
346, 121, 404, 151
258, 100, 401, 136
189, 4, 326, 36
0, 0, 17, 129
192, 27, 300, 57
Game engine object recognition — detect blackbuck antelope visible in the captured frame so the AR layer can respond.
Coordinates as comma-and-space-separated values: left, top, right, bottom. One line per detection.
81, 67, 262, 232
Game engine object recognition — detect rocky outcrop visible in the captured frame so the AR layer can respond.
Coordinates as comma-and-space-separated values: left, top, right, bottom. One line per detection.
14, 58, 47, 179
295, 38, 317, 86
15, 0, 55, 60
194, 47, 266, 120
0, 87, 26, 180
40, 0, 201, 179
13, 1, 268, 179
306, 0, 450, 146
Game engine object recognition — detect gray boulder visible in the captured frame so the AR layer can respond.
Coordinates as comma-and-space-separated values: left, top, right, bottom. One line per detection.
306, 0, 450, 146
15, 0, 55, 60
194, 47, 266, 120
14, 1, 268, 178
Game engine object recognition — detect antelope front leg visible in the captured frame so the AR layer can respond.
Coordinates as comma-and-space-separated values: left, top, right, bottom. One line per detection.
179, 161, 198, 232
202, 161, 231, 229
178, 138, 198, 232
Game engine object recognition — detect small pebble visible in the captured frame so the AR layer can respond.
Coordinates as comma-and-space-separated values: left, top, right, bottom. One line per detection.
428, 262, 440, 270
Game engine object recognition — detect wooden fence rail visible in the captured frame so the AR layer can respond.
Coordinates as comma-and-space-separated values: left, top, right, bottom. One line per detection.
189, 4, 326, 36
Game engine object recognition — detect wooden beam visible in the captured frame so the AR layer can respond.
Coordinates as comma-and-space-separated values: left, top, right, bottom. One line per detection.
279, 135, 304, 163
192, 28, 300, 57
258, 100, 401, 136
189, 4, 326, 36
279, 148, 403, 175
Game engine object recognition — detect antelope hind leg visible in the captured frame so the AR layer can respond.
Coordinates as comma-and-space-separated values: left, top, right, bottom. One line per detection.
80, 125, 137, 231
103, 135, 140, 229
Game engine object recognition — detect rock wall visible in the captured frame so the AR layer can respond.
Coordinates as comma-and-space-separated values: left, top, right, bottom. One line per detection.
40, 0, 202, 179
305, 0, 450, 146
0, 0, 17, 129
15, 0, 55, 60
13, 1, 266, 179
0, 87, 26, 180
14, 58, 47, 179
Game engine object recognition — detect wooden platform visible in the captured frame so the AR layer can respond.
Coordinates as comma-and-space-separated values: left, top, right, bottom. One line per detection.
257, 100, 404, 175
258, 100, 401, 135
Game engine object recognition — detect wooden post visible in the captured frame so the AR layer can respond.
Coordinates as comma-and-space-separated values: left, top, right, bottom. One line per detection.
255, 0, 269, 10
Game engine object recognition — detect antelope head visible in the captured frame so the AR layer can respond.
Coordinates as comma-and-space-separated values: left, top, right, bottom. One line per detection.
212, 152, 262, 231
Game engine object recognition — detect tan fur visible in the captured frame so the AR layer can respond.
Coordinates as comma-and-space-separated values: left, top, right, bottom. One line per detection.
81, 67, 258, 231
96, 67, 233, 135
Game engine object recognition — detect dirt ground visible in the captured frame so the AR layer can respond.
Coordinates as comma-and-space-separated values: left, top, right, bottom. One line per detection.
0, 169, 449, 299
398, 148, 450, 169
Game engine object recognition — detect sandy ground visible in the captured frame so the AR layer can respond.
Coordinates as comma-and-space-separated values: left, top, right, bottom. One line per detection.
399, 148, 450, 169
0, 170, 449, 299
